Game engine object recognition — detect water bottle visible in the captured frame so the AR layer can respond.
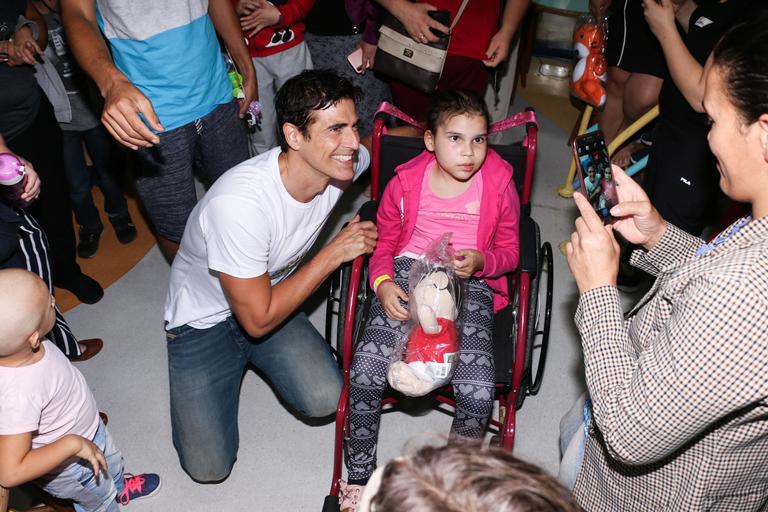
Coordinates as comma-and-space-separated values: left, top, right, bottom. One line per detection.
0, 153, 28, 208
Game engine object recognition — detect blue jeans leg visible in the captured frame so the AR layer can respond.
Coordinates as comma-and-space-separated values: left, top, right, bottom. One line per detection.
558, 393, 589, 490
82, 125, 129, 218
39, 421, 125, 512
61, 130, 102, 232
245, 312, 342, 418
167, 321, 247, 483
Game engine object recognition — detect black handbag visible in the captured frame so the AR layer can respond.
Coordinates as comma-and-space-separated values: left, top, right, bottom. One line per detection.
373, 0, 469, 94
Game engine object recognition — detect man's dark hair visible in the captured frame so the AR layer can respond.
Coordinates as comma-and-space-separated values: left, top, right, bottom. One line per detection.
425, 89, 490, 134
371, 444, 581, 512
275, 69, 361, 151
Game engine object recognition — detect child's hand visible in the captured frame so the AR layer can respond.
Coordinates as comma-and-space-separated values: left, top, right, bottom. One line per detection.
377, 281, 409, 321
453, 249, 484, 279
74, 436, 107, 481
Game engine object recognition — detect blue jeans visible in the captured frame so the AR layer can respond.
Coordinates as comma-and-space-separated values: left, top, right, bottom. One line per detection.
166, 312, 342, 482
38, 421, 125, 512
558, 393, 589, 491
61, 126, 129, 232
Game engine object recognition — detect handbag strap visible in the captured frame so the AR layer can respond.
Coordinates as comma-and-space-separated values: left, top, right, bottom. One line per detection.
451, 0, 471, 31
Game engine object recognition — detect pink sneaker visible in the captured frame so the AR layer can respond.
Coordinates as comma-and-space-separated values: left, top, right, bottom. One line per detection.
118, 473, 161, 505
339, 481, 364, 512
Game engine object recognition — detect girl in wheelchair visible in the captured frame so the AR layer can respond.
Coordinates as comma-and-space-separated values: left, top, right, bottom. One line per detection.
340, 90, 521, 511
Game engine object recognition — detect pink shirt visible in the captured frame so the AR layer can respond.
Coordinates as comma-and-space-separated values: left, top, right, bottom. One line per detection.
0, 340, 99, 449
400, 165, 483, 257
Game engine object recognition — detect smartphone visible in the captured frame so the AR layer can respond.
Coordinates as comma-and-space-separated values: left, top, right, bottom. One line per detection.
347, 48, 364, 74
572, 130, 617, 223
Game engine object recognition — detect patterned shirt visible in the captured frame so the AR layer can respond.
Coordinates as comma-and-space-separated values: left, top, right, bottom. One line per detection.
573, 217, 768, 511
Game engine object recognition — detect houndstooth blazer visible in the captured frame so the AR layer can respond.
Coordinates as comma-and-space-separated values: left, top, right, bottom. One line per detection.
572, 217, 768, 511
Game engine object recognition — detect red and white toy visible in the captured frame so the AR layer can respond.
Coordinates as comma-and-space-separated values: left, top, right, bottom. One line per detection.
387, 269, 459, 397
571, 16, 607, 108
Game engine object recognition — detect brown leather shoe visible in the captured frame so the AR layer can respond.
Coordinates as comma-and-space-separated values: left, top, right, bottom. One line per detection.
70, 338, 103, 362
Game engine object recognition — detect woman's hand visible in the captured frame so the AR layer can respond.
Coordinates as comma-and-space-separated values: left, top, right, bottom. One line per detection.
1, 37, 42, 67
389, 1, 450, 44
453, 249, 484, 279
6, 26, 44, 66
608, 165, 667, 250
377, 281, 409, 321
483, 29, 513, 68
642, 0, 677, 40
358, 41, 377, 74
566, 193, 621, 294
19, 158, 41, 205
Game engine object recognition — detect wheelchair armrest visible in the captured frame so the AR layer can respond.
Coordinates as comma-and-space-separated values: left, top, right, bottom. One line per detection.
519, 215, 538, 278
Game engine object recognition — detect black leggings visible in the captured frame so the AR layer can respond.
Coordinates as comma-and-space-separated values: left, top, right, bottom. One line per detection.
346, 257, 495, 483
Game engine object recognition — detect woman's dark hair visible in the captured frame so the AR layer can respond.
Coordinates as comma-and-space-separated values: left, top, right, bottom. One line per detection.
712, 13, 768, 124
370, 444, 581, 512
426, 89, 490, 134
275, 69, 361, 151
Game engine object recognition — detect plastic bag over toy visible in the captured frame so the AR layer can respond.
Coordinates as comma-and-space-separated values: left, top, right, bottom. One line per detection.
387, 234, 462, 397
571, 14, 607, 108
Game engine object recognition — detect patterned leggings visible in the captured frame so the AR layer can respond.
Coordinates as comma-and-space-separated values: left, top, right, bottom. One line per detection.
347, 257, 495, 482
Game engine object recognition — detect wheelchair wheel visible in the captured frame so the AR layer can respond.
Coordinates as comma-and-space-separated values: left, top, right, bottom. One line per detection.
527, 241, 553, 395
335, 261, 371, 362
515, 226, 554, 410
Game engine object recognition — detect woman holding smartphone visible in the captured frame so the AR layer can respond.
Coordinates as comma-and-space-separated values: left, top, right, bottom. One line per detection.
561, 17, 768, 511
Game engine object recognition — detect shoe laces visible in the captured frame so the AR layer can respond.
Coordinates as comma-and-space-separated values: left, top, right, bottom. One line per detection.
119, 473, 145, 505
339, 481, 364, 511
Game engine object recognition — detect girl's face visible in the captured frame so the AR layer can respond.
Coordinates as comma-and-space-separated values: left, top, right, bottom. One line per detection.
424, 113, 488, 182
704, 65, 768, 205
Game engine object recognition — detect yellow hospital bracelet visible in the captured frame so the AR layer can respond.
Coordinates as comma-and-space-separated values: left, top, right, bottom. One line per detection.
373, 274, 393, 293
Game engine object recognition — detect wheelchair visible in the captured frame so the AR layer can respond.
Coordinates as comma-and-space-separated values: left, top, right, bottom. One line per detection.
322, 103, 554, 511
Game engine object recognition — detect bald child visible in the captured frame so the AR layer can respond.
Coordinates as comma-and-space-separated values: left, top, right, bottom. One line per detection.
0, 269, 159, 510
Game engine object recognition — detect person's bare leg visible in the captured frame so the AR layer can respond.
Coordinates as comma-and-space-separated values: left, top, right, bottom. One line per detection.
622, 72, 662, 128
608, 72, 663, 165
596, 66, 631, 144
157, 236, 180, 264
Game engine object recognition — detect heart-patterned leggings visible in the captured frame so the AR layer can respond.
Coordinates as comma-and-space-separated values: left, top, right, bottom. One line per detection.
347, 257, 495, 483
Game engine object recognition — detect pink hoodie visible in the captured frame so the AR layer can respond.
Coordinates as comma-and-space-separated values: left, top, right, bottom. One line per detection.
369, 149, 520, 311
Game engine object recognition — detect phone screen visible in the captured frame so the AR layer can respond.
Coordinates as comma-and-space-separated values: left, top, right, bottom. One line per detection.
573, 131, 617, 223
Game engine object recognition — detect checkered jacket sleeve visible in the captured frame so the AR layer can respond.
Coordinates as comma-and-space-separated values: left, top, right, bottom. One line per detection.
574, 232, 768, 466
629, 223, 703, 276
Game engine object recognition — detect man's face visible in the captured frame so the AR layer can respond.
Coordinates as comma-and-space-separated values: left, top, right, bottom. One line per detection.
296, 99, 360, 183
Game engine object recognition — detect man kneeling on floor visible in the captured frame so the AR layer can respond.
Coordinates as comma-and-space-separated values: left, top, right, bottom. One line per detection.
164, 69, 377, 483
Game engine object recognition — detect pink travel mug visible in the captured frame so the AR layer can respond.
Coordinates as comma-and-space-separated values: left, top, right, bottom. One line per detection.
0, 152, 28, 208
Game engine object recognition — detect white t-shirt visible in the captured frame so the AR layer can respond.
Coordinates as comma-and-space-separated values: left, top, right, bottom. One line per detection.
165, 146, 370, 330
0, 340, 99, 449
